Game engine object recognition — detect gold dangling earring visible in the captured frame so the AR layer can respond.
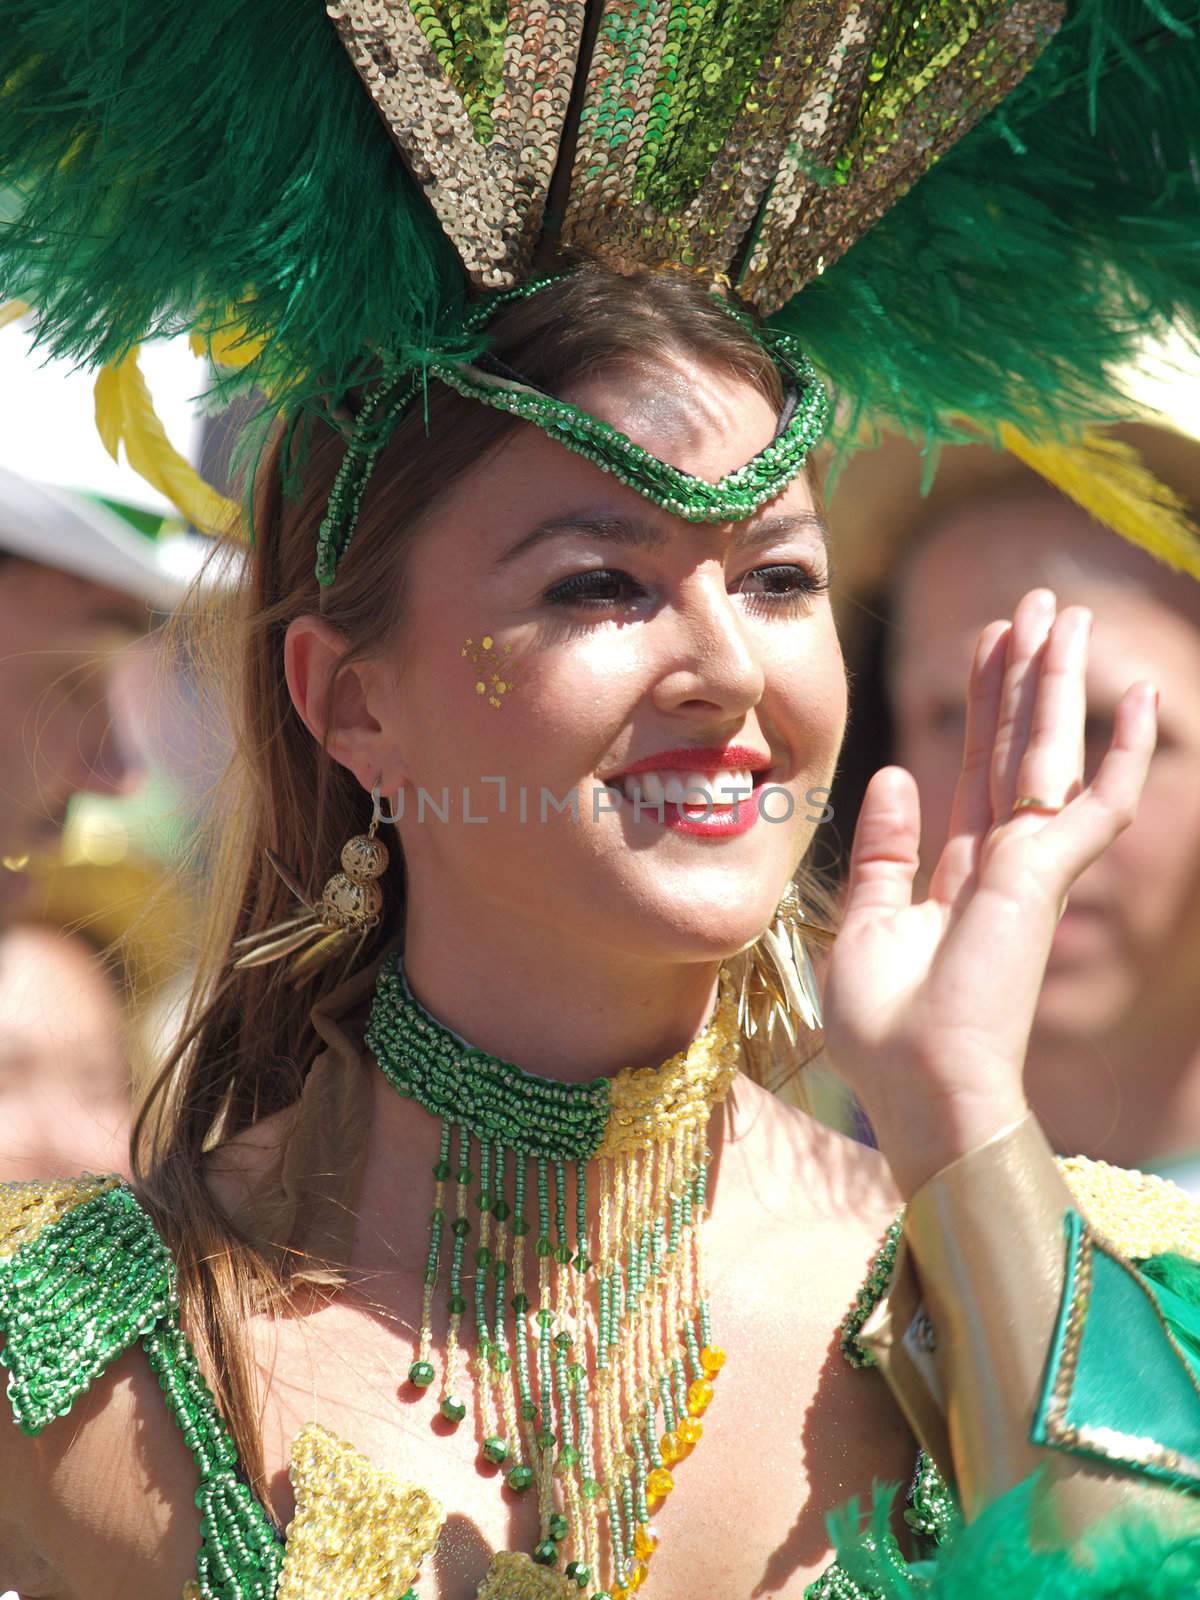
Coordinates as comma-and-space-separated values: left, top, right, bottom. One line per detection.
734, 881, 831, 1047
232, 781, 395, 980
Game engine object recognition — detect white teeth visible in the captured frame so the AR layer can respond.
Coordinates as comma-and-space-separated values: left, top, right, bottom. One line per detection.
638, 771, 666, 804
618, 769, 757, 807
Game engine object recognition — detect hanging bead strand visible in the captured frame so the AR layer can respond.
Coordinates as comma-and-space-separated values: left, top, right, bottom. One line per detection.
486, 1144, 520, 1471
440, 1125, 471, 1424
409, 1120, 451, 1392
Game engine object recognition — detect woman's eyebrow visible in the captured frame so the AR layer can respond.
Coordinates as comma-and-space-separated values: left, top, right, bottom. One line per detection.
495, 508, 828, 567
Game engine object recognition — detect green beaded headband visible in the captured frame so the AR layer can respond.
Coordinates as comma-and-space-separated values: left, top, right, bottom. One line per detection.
314, 278, 829, 586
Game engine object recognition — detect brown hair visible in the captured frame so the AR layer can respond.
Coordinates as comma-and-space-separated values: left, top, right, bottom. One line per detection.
133, 264, 836, 1493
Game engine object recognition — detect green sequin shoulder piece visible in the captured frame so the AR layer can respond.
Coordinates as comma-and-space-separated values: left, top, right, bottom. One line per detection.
0, 1177, 286, 1600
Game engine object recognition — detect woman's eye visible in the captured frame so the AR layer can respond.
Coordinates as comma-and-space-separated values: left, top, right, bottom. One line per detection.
735, 563, 829, 607
543, 569, 646, 609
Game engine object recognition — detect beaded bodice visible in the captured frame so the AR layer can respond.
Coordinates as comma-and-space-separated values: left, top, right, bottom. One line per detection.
5, 1151, 1200, 1596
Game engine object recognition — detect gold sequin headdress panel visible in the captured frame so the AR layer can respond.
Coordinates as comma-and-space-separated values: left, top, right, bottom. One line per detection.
329, 0, 1059, 310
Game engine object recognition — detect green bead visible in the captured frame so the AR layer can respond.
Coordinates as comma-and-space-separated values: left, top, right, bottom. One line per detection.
448, 1293, 467, 1315
408, 1361, 435, 1389
566, 1562, 592, 1589
475, 1191, 494, 1211
433, 1160, 452, 1181
555, 1243, 573, 1266
440, 1395, 466, 1423
536, 1427, 555, 1448
549, 1512, 569, 1540
537, 1309, 554, 1329
521, 1399, 538, 1421
451, 1218, 471, 1238
511, 1292, 529, 1314
483, 1435, 509, 1464
581, 1477, 601, 1501
573, 1252, 592, 1273
492, 1350, 512, 1374
493, 1200, 511, 1222
533, 1538, 559, 1566
506, 1464, 534, 1492
535, 1235, 553, 1257
512, 1217, 530, 1236
475, 1246, 492, 1267
554, 1330, 573, 1350
558, 1443, 580, 1469
456, 1166, 472, 1185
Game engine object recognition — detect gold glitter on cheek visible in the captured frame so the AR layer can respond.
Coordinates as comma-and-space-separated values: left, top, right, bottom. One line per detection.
462, 634, 519, 709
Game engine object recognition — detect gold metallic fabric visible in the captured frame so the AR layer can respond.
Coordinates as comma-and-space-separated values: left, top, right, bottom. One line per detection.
862, 1114, 1200, 1540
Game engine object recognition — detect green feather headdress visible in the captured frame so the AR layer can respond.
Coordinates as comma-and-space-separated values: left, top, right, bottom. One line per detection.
1, 0, 1199, 570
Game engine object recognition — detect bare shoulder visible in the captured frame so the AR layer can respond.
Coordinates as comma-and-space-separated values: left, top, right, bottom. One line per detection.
0, 1341, 200, 1600
722, 1071, 898, 1229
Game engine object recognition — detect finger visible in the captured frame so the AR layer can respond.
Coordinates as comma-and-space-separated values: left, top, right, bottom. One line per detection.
990, 589, 1058, 821
844, 766, 921, 923
929, 621, 1008, 906
1005, 605, 1090, 832
1037, 679, 1157, 881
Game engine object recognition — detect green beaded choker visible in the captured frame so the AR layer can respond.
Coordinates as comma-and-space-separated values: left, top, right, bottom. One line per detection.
363, 952, 741, 1597
314, 277, 829, 585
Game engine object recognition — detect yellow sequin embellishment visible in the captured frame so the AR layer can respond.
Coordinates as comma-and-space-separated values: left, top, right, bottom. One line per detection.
275, 1424, 445, 1600
1058, 1155, 1200, 1263
0, 1174, 121, 1261
598, 969, 739, 1159
477, 1549, 579, 1598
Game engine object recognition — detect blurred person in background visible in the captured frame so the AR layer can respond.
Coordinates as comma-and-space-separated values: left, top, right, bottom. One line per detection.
0, 467, 211, 1180
828, 419, 1200, 1189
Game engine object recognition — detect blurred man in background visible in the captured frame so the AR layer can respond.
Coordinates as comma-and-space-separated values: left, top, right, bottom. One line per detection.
828, 422, 1200, 1189
0, 469, 210, 1179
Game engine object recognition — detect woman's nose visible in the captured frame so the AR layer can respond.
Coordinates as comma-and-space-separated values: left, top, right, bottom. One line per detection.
650, 579, 765, 718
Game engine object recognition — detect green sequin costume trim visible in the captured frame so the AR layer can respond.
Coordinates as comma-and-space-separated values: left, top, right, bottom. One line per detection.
0, 1182, 285, 1599
0, 1175, 952, 1600
314, 276, 830, 586
806, 1217, 957, 1600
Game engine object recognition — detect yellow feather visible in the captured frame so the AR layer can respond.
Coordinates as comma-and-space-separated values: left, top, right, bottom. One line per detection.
93, 348, 244, 538
998, 422, 1200, 581
0, 300, 29, 331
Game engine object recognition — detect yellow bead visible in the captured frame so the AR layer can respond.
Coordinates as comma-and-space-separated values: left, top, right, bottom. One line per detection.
687, 1378, 714, 1415
646, 1467, 674, 1500
659, 1431, 683, 1464
627, 1561, 649, 1590
700, 1344, 726, 1375
678, 1418, 702, 1447
633, 1525, 659, 1560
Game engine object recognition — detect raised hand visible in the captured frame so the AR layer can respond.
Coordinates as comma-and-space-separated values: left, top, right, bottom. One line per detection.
822, 588, 1158, 1196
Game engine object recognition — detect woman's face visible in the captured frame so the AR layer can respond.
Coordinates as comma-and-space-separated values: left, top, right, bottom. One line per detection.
365, 353, 846, 971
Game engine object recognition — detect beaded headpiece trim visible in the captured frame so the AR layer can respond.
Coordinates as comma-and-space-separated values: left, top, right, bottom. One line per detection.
315, 279, 830, 585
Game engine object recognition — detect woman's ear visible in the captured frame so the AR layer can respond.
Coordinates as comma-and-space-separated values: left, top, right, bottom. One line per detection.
284, 615, 392, 789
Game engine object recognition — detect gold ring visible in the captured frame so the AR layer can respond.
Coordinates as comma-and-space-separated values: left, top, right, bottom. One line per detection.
1011, 795, 1063, 816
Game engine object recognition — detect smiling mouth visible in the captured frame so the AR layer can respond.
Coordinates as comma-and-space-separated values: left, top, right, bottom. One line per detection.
602, 768, 770, 811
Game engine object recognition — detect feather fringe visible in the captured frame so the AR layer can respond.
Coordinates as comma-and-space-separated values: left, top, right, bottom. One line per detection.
93, 349, 241, 535
827, 1473, 1200, 1598
996, 423, 1200, 579
775, 0, 1200, 453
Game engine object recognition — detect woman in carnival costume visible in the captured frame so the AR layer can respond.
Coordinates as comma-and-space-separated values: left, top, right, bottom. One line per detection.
3, 3, 1200, 1598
